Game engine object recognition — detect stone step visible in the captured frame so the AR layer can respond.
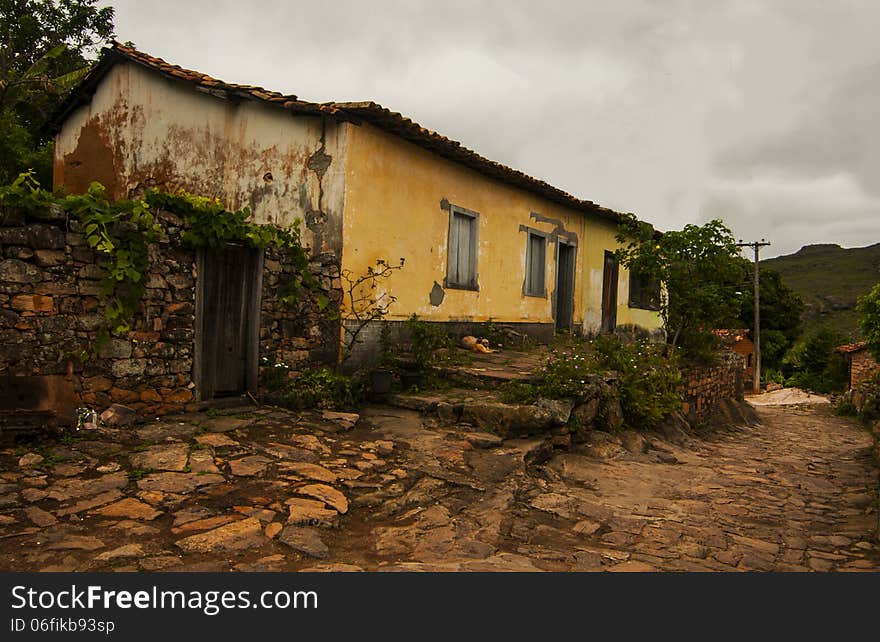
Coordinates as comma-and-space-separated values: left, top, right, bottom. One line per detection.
386, 393, 574, 440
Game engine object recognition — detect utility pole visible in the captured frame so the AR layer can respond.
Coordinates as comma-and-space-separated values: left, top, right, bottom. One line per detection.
736, 239, 771, 395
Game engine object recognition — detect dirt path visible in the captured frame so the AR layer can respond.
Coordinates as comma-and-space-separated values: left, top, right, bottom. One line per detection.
0, 403, 877, 572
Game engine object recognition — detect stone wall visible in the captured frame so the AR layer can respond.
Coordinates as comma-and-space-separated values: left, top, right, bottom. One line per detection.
850, 350, 880, 390
680, 351, 745, 422
259, 248, 341, 372
1, 207, 339, 422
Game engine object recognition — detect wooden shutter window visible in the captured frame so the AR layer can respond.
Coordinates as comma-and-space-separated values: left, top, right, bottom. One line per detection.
525, 232, 546, 296
447, 206, 478, 289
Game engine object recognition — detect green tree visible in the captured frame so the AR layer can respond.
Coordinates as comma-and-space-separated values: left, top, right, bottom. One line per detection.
783, 328, 848, 393
856, 283, 880, 360
0, 0, 115, 184
738, 266, 804, 370
616, 215, 746, 359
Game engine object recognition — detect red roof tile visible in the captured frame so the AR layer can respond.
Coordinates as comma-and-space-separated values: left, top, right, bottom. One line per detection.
836, 342, 866, 354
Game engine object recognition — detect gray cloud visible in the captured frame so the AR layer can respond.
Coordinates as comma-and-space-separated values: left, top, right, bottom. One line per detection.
105, 0, 880, 258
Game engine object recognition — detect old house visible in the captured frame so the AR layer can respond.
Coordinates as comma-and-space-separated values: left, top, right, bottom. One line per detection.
3, 42, 665, 419
713, 329, 755, 381
836, 342, 880, 390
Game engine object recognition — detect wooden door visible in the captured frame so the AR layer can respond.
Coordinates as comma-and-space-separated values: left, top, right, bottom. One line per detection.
198, 245, 261, 400
601, 250, 618, 333
555, 242, 576, 331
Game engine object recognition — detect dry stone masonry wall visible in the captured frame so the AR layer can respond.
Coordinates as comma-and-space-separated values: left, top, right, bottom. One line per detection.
1, 207, 339, 422
680, 351, 745, 422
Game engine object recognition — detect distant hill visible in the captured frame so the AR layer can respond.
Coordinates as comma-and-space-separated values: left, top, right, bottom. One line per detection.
763, 243, 880, 340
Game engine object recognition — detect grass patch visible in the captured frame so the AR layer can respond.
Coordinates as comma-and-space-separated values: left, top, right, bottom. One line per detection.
126, 468, 153, 481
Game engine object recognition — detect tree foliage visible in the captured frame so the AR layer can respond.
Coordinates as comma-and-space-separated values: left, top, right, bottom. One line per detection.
0, 0, 115, 184
737, 265, 804, 369
615, 215, 746, 359
783, 328, 848, 394
856, 283, 880, 361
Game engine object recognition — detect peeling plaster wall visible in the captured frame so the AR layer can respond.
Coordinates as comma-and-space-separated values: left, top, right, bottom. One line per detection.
53, 62, 347, 258
581, 218, 662, 335
341, 121, 662, 336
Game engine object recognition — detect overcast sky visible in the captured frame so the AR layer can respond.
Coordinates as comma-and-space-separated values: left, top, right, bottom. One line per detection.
104, 0, 880, 258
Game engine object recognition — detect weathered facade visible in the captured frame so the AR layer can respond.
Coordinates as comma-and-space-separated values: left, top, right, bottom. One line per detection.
50, 43, 662, 367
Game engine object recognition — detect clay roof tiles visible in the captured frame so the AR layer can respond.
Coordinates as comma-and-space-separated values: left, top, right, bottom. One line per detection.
51, 41, 628, 224
836, 342, 867, 354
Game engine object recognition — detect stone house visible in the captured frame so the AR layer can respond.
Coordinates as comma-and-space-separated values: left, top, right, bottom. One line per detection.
836, 342, 880, 390
2, 42, 666, 422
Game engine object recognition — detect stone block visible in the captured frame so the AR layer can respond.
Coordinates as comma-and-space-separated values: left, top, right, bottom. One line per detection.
0, 259, 41, 283
11, 294, 54, 313
27, 224, 65, 249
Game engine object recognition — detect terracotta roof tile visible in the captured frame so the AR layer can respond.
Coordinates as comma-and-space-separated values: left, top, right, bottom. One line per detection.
836, 342, 866, 354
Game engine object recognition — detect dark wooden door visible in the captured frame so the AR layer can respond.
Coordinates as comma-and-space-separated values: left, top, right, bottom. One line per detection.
555, 243, 576, 331
199, 245, 261, 399
601, 250, 619, 333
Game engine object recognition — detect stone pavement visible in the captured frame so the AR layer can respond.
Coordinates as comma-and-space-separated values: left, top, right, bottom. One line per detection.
0, 403, 877, 572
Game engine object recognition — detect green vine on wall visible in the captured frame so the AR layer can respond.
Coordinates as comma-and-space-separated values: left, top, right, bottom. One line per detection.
0, 172, 322, 345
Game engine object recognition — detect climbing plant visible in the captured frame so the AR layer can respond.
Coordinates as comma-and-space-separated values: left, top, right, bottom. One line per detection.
0, 172, 323, 345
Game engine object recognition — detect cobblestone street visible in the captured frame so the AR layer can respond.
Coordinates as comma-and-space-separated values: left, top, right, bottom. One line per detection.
0, 402, 877, 572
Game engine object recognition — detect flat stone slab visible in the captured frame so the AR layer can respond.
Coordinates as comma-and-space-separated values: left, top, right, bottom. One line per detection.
56, 490, 124, 517
278, 526, 329, 558
46, 472, 128, 502
278, 462, 337, 483
262, 443, 319, 463
189, 449, 219, 474
204, 417, 252, 433
295, 484, 349, 514
287, 498, 338, 525
175, 517, 265, 553
130, 443, 190, 472
136, 472, 225, 494
96, 544, 145, 561
136, 423, 201, 442
321, 411, 359, 430
24, 506, 57, 527
172, 515, 238, 535
195, 433, 239, 448
465, 432, 504, 449
91, 498, 162, 521
228, 455, 271, 477
47, 535, 105, 551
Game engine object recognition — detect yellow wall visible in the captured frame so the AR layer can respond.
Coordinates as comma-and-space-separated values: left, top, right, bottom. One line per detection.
341, 121, 662, 334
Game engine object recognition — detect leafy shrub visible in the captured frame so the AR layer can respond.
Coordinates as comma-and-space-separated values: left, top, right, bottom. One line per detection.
407, 314, 451, 370
480, 318, 507, 349
537, 344, 595, 399
782, 328, 848, 393
529, 336, 681, 430
498, 381, 539, 405
283, 367, 362, 410
591, 335, 682, 430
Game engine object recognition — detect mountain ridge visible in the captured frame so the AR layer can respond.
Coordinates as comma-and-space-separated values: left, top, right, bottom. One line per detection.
762, 242, 880, 339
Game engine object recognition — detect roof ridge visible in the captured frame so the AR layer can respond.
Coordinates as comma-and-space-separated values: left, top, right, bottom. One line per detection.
50, 42, 636, 225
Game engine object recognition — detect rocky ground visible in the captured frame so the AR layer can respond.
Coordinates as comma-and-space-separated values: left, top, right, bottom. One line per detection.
0, 402, 877, 572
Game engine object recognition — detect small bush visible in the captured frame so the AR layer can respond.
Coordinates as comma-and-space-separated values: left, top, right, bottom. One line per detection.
592, 335, 682, 430
538, 344, 595, 399
498, 381, 539, 405
529, 335, 681, 430
480, 317, 507, 348
283, 367, 362, 410
407, 314, 451, 370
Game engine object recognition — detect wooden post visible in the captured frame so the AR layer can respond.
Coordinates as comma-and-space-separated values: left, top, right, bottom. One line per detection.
737, 240, 770, 395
